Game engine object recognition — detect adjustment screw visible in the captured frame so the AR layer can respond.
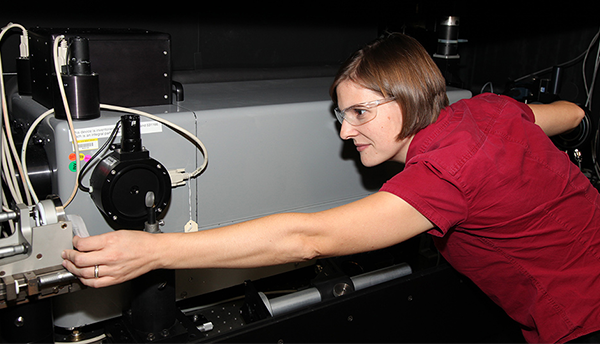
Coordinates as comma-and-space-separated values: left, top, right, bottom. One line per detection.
14, 316, 24, 327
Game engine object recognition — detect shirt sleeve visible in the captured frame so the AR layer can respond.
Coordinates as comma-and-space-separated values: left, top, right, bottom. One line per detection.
499, 94, 536, 123
380, 160, 469, 237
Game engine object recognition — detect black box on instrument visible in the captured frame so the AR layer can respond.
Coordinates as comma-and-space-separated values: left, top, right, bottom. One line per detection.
28, 27, 172, 109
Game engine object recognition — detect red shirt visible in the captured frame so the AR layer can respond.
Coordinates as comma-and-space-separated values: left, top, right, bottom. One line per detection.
380, 93, 600, 343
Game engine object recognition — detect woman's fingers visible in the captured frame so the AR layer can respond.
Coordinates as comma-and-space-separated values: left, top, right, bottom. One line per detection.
61, 230, 157, 288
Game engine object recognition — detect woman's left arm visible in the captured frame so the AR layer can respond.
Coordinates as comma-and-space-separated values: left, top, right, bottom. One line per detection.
528, 101, 585, 136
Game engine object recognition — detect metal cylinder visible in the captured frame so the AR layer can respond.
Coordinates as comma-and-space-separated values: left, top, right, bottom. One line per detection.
351, 262, 412, 290
53, 36, 100, 120
263, 263, 412, 318
37, 270, 77, 287
0, 211, 17, 223
267, 288, 322, 317
436, 16, 460, 58
69, 37, 92, 76
121, 115, 143, 153
0, 244, 27, 259
53, 74, 100, 120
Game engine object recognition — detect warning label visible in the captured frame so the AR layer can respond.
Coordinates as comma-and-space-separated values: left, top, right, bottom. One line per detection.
72, 122, 163, 151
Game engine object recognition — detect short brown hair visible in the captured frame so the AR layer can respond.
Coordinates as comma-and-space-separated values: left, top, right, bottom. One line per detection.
330, 33, 449, 140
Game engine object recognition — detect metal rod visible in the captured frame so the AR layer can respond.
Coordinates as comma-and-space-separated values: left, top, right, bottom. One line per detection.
264, 263, 412, 318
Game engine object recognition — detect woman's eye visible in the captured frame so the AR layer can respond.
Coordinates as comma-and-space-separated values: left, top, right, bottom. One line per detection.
351, 108, 368, 117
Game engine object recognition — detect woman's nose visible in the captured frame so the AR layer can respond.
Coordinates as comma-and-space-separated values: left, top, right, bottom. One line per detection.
339, 120, 357, 140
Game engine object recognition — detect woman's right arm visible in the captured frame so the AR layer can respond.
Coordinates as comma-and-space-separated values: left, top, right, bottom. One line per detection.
62, 191, 434, 288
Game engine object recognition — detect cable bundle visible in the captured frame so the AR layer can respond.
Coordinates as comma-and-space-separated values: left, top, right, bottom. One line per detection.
0, 23, 209, 235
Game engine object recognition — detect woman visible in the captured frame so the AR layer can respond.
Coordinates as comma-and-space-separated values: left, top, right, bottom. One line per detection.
62, 33, 596, 343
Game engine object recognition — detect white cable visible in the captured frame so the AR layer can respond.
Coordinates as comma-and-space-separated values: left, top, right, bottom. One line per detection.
0, 23, 33, 205
20, 109, 54, 204
514, 27, 600, 85
0, 23, 28, 57
582, 28, 600, 109
0, 187, 16, 237
20, 104, 208, 206
580, 29, 600, 178
1, 131, 23, 203
589, 41, 600, 109
480, 81, 494, 94
52, 35, 80, 208
9, 27, 208, 212
51, 38, 207, 204
99, 103, 208, 178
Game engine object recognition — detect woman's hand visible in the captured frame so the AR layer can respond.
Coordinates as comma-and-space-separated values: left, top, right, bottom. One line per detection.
62, 230, 160, 288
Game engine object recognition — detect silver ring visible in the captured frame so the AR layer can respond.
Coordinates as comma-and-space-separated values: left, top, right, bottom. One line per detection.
94, 265, 99, 278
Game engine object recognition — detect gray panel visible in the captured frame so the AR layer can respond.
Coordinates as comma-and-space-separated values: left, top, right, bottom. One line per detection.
193, 101, 372, 230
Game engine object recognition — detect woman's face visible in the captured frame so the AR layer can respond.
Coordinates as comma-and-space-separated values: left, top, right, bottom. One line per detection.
336, 80, 413, 166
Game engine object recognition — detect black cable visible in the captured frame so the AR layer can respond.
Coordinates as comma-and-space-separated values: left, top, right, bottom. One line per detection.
77, 120, 122, 193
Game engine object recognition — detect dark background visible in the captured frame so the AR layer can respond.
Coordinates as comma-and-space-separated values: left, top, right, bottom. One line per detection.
2, 2, 597, 87
1, 1, 599, 166
0, 3, 597, 342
